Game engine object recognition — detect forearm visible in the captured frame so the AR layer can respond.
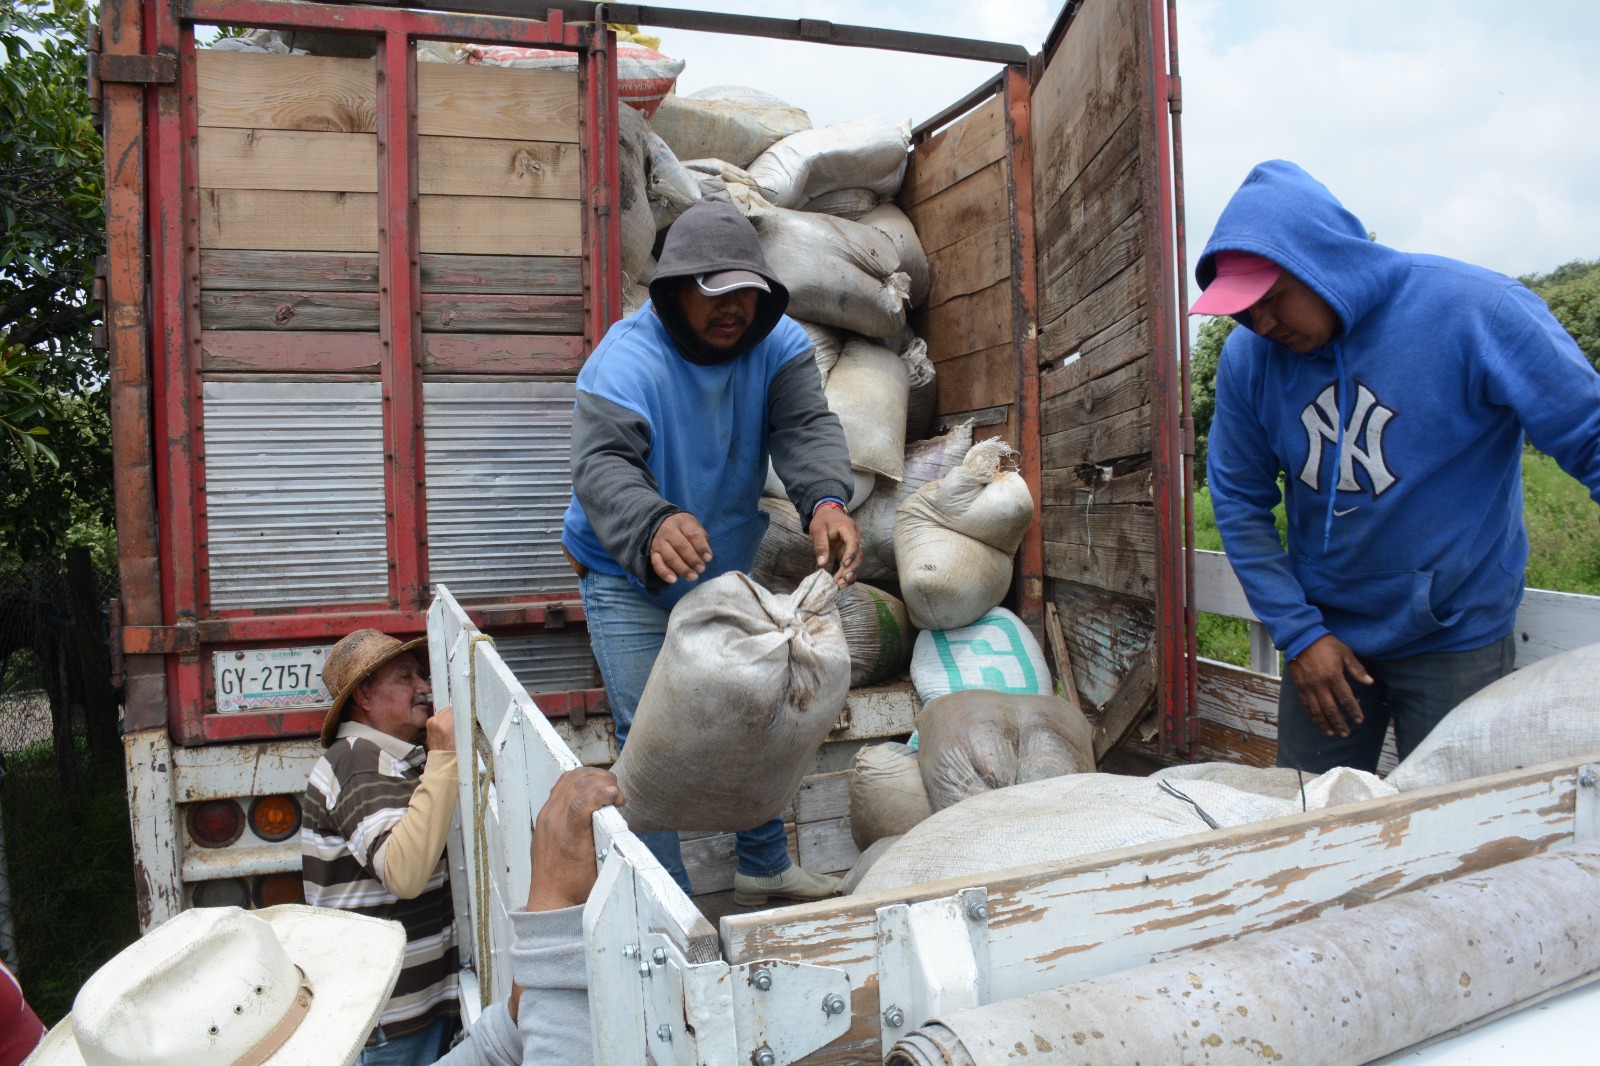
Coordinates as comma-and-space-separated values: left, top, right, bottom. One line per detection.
509, 905, 592, 1066
571, 390, 680, 581
373, 750, 457, 899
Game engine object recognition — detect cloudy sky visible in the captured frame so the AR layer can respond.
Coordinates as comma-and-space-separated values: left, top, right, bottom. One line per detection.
648, 0, 1600, 287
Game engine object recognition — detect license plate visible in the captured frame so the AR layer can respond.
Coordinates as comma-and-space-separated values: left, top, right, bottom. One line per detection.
214, 645, 334, 714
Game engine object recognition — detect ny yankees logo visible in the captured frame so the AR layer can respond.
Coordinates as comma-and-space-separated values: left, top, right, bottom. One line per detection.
1298, 382, 1398, 496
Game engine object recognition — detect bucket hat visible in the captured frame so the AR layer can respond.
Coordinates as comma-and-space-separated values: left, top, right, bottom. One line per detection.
29, 905, 404, 1066
318, 629, 426, 747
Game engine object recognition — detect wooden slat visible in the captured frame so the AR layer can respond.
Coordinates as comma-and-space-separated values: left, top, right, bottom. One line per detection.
200, 250, 583, 295
1092, 640, 1157, 759
199, 330, 379, 373
199, 127, 374, 191
918, 278, 1012, 364
899, 94, 1006, 208
931, 343, 1013, 415
422, 334, 584, 375
1033, 109, 1143, 289
200, 189, 376, 252
797, 817, 860, 877
1052, 582, 1155, 709
1041, 403, 1151, 470
199, 290, 583, 333
1039, 357, 1149, 437
1040, 257, 1147, 364
903, 160, 1008, 257
197, 52, 376, 133
417, 62, 580, 142
418, 195, 582, 256
1042, 503, 1156, 553
1038, 207, 1144, 332
925, 221, 1011, 308
1042, 463, 1153, 508
1196, 657, 1279, 744
1046, 534, 1157, 604
419, 137, 581, 198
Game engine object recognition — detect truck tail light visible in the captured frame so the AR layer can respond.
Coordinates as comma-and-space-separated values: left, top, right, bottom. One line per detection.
187, 799, 244, 847
248, 795, 302, 842
253, 873, 305, 908
191, 878, 250, 908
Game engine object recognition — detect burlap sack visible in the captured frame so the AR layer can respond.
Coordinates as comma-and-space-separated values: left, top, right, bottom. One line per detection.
650, 86, 811, 169
855, 422, 973, 582
860, 203, 929, 308
826, 338, 910, 483
1388, 641, 1600, 791
613, 571, 851, 831
745, 116, 911, 210
917, 691, 1094, 812
838, 583, 915, 687
849, 743, 931, 850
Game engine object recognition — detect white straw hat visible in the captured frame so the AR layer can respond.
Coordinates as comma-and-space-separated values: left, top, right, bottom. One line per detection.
28, 905, 405, 1066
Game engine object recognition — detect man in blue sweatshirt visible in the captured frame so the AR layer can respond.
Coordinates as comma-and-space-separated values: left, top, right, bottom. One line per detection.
1195, 160, 1600, 774
561, 197, 859, 902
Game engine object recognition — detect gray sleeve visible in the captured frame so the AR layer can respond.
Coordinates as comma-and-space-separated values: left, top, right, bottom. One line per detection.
432, 906, 590, 1066
570, 390, 679, 588
510, 905, 592, 1066
768, 354, 854, 530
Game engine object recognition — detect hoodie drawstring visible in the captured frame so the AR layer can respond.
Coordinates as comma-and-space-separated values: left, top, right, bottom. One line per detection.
1322, 342, 1347, 551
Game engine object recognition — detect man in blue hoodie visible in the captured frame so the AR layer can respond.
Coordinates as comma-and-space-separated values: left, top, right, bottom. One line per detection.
561, 198, 859, 902
1195, 160, 1600, 774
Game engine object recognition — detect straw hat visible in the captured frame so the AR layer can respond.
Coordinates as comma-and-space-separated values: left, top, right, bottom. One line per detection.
29, 905, 404, 1066
318, 629, 426, 747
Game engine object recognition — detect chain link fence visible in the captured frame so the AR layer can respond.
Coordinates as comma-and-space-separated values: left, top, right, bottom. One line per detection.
0, 549, 137, 1023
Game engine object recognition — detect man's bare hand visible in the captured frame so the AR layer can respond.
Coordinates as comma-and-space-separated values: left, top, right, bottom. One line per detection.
424, 705, 455, 752
525, 767, 625, 913
1287, 634, 1374, 737
651, 512, 713, 584
810, 506, 861, 589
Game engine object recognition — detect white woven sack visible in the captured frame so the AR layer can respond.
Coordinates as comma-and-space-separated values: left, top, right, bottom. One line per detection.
909, 607, 1051, 704
644, 128, 701, 232
901, 338, 936, 442
860, 204, 929, 308
825, 338, 910, 482
1151, 762, 1395, 809
855, 421, 973, 582
650, 87, 811, 169
839, 834, 901, 895
745, 116, 912, 210
854, 769, 1382, 895
616, 103, 656, 288
613, 571, 851, 832
800, 188, 880, 220
1388, 641, 1600, 791
895, 523, 1011, 631
849, 743, 931, 849
906, 439, 1034, 554
729, 186, 911, 337
917, 691, 1095, 812
682, 158, 761, 200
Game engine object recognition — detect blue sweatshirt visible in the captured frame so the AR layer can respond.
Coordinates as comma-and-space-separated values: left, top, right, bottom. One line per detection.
1202, 161, 1600, 662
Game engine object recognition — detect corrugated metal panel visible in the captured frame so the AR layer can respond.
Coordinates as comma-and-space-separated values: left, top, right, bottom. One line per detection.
424, 382, 577, 600
493, 630, 598, 696
203, 381, 389, 610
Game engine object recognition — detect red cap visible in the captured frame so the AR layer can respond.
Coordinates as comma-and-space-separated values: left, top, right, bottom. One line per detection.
1190, 251, 1282, 316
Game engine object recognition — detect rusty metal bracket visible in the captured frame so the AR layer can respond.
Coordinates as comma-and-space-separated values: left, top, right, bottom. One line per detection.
89, 52, 178, 85
117, 620, 201, 660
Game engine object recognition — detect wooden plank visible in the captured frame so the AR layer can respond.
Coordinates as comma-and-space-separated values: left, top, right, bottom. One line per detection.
1039, 357, 1148, 437
201, 250, 379, 292
199, 290, 583, 333
730, 758, 1586, 1066
422, 334, 584, 375
797, 817, 860, 876
1041, 403, 1151, 470
421, 253, 583, 295
1042, 462, 1153, 508
199, 330, 379, 374
1092, 641, 1157, 759
199, 127, 374, 192
418, 194, 582, 256
1042, 501, 1156, 554
791, 770, 851, 824
1044, 602, 1085, 720
200, 189, 376, 252
1196, 657, 1279, 744
918, 278, 1012, 364
925, 221, 1011, 308
1046, 535, 1158, 612
1038, 207, 1144, 332
197, 51, 376, 133
1033, 110, 1143, 287
903, 160, 1008, 257
930, 344, 1013, 415
1041, 310, 1148, 389
417, 62, 580, 142
899, 94, 1006, 209
419, 137, 581, 198
1040, 257, 1147, 362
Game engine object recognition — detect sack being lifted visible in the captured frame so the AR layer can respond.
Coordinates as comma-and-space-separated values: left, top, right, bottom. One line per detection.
612, 571, 851, 832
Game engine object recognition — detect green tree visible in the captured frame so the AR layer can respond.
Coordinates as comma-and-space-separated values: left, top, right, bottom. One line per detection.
1521, 259, 1600, 376
1189, 315, 1236, 486
0, 0, 112, 562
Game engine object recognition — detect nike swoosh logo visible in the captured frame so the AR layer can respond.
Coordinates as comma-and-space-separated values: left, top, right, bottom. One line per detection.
1334, 506, 1358, 517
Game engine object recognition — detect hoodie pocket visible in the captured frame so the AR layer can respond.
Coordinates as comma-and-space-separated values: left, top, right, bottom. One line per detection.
1294, 559, 1462, 656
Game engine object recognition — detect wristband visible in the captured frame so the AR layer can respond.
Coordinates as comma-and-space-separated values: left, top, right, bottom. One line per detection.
813, 498, 847, 516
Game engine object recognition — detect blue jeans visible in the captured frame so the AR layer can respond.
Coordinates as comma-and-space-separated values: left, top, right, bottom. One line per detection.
580, 570, 793, 894
1277, 634, 1515, 774
359, 1015, 457, 1066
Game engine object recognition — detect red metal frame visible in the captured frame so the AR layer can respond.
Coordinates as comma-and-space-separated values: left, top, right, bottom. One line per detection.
140, 0, 614, 743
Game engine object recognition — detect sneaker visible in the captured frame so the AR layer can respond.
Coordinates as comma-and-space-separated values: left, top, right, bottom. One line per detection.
732, 864, 842, 906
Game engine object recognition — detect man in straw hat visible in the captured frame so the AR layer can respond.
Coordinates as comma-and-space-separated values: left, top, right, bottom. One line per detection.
561, 197, 859, 904
1192, 160, 1600, 775
301, 629, 459, 1065
31, 767, 623, 1066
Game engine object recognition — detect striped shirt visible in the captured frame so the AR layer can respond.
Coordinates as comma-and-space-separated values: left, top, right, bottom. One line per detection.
303, 721, 458, 1039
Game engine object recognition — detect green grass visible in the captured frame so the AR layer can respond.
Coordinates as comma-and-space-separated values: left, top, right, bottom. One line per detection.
4, 741, 140, 1025
1193, 453, 1600, 664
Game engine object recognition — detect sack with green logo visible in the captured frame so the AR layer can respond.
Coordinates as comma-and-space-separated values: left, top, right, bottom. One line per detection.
909, 606, 1051, 704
